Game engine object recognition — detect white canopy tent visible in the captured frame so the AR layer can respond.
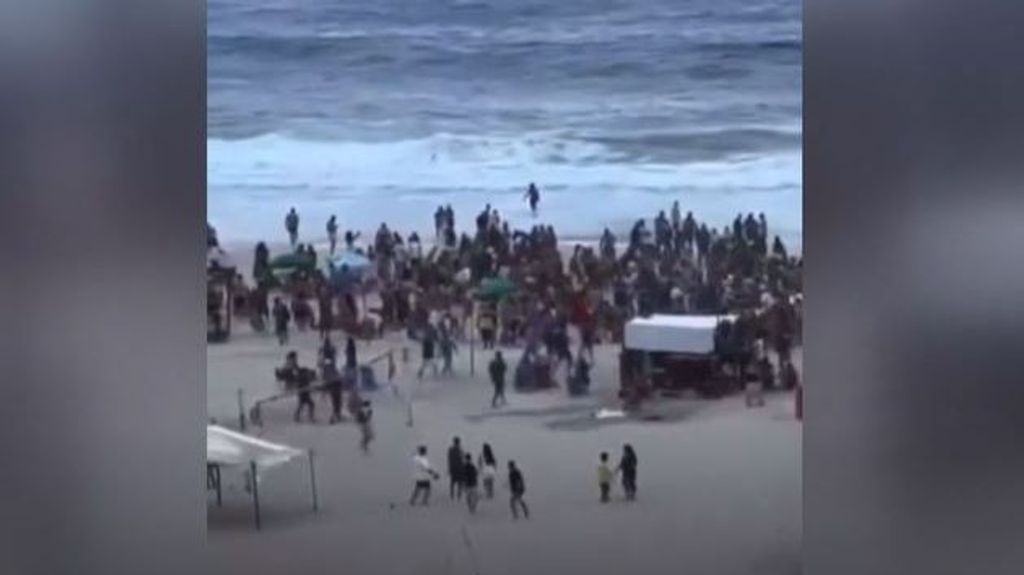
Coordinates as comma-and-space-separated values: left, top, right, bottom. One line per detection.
206, 425, 318, 530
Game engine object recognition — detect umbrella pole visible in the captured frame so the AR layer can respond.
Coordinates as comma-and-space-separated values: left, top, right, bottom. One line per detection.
469, 300, 476, 377
308, 449, 319, 513
250, 461, 261, 531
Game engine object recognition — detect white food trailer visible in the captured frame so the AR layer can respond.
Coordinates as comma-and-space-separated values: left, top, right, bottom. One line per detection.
620, 314, 735, 400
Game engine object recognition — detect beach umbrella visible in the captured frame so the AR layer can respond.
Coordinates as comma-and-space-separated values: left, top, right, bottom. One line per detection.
325, 250, 373, 289
326, 250, 372, 274
477, 276, 516, 299
269, 252, 315, 278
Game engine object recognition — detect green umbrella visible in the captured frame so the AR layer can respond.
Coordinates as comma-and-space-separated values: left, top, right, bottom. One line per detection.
477, 276, 516, 299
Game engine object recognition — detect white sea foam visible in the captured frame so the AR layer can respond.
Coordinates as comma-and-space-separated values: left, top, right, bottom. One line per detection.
207, 132, 802, 250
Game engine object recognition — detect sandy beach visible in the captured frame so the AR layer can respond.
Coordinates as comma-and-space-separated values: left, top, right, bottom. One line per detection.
207, 315, 802, 574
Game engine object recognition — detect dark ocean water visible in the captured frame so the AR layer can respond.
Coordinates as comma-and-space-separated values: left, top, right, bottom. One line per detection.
208, 0, 801, 246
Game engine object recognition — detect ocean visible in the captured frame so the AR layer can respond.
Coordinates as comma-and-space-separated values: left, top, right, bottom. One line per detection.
208, 0, 801, 249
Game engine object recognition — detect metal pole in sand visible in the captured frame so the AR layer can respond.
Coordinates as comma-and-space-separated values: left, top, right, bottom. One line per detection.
469, 299, 476, 377
215, 464, 222, 507
237, 388, 246, 431
250, 461, 261, 531
308, 449, 319, 513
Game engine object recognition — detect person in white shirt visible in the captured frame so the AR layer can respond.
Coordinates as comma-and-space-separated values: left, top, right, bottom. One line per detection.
410, 445, 439, 507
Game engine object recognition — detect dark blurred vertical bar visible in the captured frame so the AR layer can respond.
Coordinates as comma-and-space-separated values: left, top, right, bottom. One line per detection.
806, 0, 1024, 573
0, 1, 205, 574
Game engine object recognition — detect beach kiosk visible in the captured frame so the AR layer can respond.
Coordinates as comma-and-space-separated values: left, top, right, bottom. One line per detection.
620, 314, 734, 401
207, 247, 236, 343
206, 425, 319, 531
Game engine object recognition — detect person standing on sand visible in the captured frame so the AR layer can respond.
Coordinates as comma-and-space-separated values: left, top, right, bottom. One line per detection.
434, 206, 445, 241
327, 215, 339, 255
617, 444, 638, 501
439, 327, 458, 376
410, 446, 440, 506
597, 452, 614, 503
317, 287, 334, 340
489, 351, 508, 408
272, 297, 291, 345
285, 207, 299, 247
508, 461, 530, 519
356, 399, 374, 453
479, 443, 498, 499
418, 324, 439, 379
463, 454, 480, 514
524, 182, 541, 216
447, 437, 465, 501
345, 336, 358, 371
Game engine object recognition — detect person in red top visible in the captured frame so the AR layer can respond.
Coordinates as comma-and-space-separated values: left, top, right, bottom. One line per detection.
571, 291, 596, 362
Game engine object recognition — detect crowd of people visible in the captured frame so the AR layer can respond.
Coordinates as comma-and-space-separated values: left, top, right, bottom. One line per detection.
213, 189, 801, 395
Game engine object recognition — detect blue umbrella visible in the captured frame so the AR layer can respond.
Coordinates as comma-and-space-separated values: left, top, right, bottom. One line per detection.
325, 251, 372, 288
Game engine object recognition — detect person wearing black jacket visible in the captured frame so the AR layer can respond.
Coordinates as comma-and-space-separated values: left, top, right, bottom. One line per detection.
617, 444, 639, 501
272, 297, 291, 345
508, 460, 530, 519
463, 454, 480, 514
447, 437, 465, 500
489, 351, 508, 408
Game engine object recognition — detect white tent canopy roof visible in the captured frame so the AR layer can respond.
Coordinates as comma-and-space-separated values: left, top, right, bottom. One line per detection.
624, 314, 736, 354
207, 425, 303, 468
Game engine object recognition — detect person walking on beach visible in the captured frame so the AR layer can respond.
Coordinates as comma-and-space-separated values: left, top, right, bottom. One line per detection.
327, 215, 339, 255
617, 444, 638, 501
345, 336, 358, 371
463, 454, 480, 514
489, 351, 508, 408
285, 207, 299, 247
418, 325, 439, 379
272, 297, 291, 345
291, 354, 316, 423
478, 308, 497, 350
356, 399, 374, 453
410, 446, 440, 507
447, 437, 465, 501
322, 358, 344, 424
479, 443, 498, 499
439, 328, 458, 377
317, 288, 334, 340
508, 460, 530, 519
524, 182, 541, 216
597, 452, 614, 503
